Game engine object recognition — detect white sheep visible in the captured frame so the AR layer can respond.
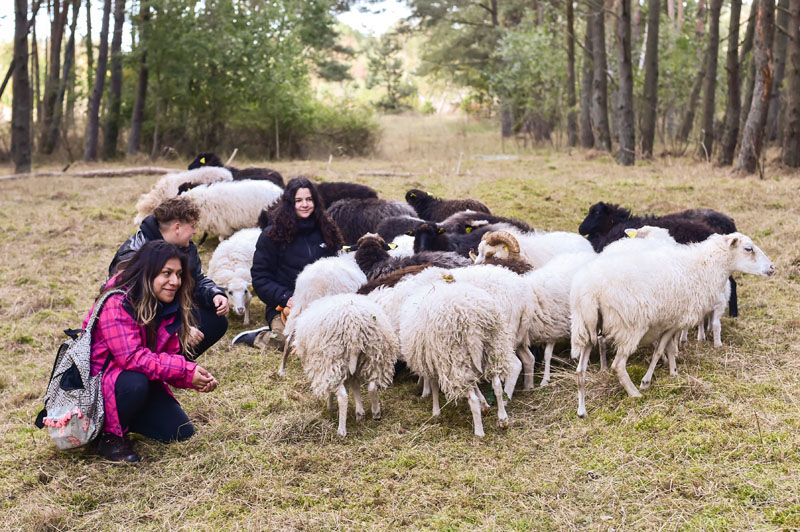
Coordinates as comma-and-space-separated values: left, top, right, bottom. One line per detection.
571, 232, 775, 418
133, 166, 232, 224
183, 180, 283, 240
292, 293, 399, 437
397, 280, 519, 437
206, 227, 261, 325
471, 227, 593, 268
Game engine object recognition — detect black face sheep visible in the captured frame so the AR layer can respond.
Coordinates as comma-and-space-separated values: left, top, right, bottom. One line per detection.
314, 181, 379, 208
410, 221, 510, 257
405, 189, 491, 222
352, 233, 471, 280
578, 201, 739, 316
188, 152, 285, 188
375, 215, 426, 242
438, 210, 532, 234
327, 198, 417, 245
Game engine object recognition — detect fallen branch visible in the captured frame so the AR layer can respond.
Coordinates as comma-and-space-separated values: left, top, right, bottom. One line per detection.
0, 166, 179, 181
356, 171, 414, 177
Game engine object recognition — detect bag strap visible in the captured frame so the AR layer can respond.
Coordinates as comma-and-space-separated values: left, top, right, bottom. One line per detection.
82, 289, 127, 338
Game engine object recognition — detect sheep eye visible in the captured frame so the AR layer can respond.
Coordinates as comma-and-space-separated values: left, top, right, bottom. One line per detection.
744, 245, 753, 253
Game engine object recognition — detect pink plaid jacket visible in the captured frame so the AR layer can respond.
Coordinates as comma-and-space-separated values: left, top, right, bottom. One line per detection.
84, 293, 197, 437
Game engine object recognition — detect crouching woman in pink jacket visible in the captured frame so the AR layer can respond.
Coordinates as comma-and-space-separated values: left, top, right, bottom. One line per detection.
87, 240, 217, 462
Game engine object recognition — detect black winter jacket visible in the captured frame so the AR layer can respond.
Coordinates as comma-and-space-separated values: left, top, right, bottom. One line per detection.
251, 217, 335, 323
108, 215, 225, 308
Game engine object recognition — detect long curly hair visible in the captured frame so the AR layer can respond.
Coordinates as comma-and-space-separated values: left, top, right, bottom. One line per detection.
267, 177, 344, 251
104, 241, 196, 353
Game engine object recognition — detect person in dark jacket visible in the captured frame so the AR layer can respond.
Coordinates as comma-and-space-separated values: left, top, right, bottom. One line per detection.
109, 196, 229, 358
232, 177, 344, 348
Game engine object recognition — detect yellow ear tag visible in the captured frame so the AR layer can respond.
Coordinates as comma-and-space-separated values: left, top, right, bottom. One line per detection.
442, 273, 455, 283
388, 243, 398, 250
624, 229, 638, 239
504, 245, 509, 252
465, 226, 472, 233
200, 157, 206, 164
342, 245, 352, 252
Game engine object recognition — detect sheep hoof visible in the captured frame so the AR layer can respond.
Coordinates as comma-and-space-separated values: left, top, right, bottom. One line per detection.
497, 418, 509, 429
577, 409, 587, 419
639, 379, 651, 390
420, 390, 431, 398
372, 411, 382, 421
355, 412, 365, 422
473, 430, 485, 438
337, 428, 347, 438
629, 390, 643, 398
480, 404, 491, 415
539, 379, 550, 387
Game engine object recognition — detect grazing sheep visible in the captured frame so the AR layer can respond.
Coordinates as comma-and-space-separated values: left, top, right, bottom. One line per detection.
315, 181, 379, 207
405, 189, 491, 222
183, 180, 283, 240
188, 152, 284, 188
206, 228, 261, 325
375, 215, 426, 242
571, 233, 774, 418
398, 280, 518, 437
439, 210, 532, 234
578, 201, 739, 316
292, 293, 399, 437
328, 198, 417, 245
134, 166, 232, 224
471, 228, 594, 268
352, 233, 471, 280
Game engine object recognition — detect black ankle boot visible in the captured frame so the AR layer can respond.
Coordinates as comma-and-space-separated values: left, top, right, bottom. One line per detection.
97, 432, 140, 463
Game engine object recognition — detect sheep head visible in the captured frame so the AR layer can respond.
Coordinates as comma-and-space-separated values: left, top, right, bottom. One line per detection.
469, 231, 520, 263
412, 222, 450, 253
225, 276, 253, 325
722, 233, 775, 278
188, 152, 223, 170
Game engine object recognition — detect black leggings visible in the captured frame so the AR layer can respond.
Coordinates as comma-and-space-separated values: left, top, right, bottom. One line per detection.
115, 371, 195, 442
190, 303, 228, 357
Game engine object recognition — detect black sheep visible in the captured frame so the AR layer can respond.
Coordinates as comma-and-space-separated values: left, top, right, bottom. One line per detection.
438, 210, 532, 234
578, 201, 739, 316
351, 233, 471, 280
315, 181, 378, 208
405, 189, 491, 222
328, 198, 416, 245
188, 152, 285, 188
375, 215, 426, 242
411, 221, 514, 258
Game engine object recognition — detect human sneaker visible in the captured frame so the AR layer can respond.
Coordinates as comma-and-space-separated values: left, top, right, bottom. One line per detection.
97, 432, 140, 463
231, 326, 270, 347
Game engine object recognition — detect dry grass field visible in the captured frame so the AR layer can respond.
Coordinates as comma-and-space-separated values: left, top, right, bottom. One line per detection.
2, 115, 800, 531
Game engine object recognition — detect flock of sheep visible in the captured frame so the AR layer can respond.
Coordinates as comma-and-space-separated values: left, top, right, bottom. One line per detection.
133, 154, 776, 437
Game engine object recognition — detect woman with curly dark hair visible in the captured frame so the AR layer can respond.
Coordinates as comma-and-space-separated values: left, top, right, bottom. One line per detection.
233, 177, 344, 348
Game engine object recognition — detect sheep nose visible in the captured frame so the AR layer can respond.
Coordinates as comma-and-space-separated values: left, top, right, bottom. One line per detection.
766, 264, 776, 277
235, 307, 245, 315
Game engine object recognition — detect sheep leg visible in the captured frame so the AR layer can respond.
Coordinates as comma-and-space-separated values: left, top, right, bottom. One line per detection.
540, 342, 556, 387
516, 344, 536, 390
368, 381, 382, 420
576, 344, 592, 418
504, 355, 522, 401
420, 376, 431, 398
327, 393, 335, 411
492, 377, 509, 429
666, 335, 679, 377
613, 351, 643, 398
679, 328, 688, 345
598, 335, 608, 371
335, 384, 349, 437
474, 387, 491, 414
696, 317, 707, 342
348, 376, 365, 422
243, 303, 250, 326
466, 388, 485, 438
278, 338, 291, 377
711, 304, 724, 347
429, 377, 441, 419
641, 333, 673, 390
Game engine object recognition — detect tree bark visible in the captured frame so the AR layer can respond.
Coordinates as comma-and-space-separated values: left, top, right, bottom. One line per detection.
580, 20, 595, 148
738, 0, 760, 136
31, 23, 41, 131
698, 0, 723, 158
677, 67, 705, 142
83, 0, 111, 161
717, 0, 743, 165
127, 0, 149, 156
85, 0, 94, 99
736, 0, 776, 173
102, 0, 125, 159
616, 0, 636, 164
44, 0, 80, 155
640, 0, 660, 158
782, 0, 800, 166
39, 0, 69, 154
766, 0, 789, 140
12, 0, 33, 172
590, 0, 612, 151
566, 0, 578, 147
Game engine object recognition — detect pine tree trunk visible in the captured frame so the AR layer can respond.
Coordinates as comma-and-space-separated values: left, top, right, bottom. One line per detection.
781, 0, 800, 166
580, 20, 595, 148
738, 0, 759, 136
83, 0, 111, 161
39, 0, 69, 154
31, 23, 41, 132
717, 0, 743, 165
566, 0, 578, 147
12, 0, 33, 173
590, 0, 612, 151
736, 0, 776, 173
127, 0, 148, 155
766, 0, 789, 140
44, 0, 79, 155
677, 68, 705, 142
640, 0, 660, 158
616, 0, 636, 164
102, 0, 125, 160
698, 0, 723, 158
85, 0, 93, 100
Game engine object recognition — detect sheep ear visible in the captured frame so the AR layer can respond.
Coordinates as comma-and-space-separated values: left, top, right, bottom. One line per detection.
200, 157, 206, 164
438, 227, 445, 234
465, 226, 472, 233
727, 236, 740, 248
624, 228, 637, 239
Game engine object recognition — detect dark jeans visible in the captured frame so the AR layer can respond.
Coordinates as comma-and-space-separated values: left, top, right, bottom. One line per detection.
115, 371, 195, 442
190, 303, 228, 357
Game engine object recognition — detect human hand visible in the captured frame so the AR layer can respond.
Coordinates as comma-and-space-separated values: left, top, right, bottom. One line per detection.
192, 365, 218, 392
213, 294, 230, 316
188, 326, 205, 347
